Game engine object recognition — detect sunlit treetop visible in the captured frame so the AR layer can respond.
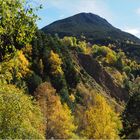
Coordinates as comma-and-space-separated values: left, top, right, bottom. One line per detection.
0, 0, 41, 58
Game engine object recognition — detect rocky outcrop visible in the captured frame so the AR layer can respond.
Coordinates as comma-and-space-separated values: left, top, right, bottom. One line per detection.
78, 53, 129, 102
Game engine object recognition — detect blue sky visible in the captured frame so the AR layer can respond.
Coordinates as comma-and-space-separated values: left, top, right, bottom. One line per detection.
34, 0, 140, 38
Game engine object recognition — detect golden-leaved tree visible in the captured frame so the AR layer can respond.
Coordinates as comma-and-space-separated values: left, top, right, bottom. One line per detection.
61, 36, 77, 47
34, 82, 77, 139
0, 50, 30, 84
0, 84, 45, 139
81, 94, 122, 139
48, 50, 63, 75
105, 52, 117, 65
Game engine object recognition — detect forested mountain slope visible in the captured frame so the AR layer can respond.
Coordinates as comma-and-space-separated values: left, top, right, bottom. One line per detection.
42, 13, 140, 44
1, 0, 140, 139
42, 13, 140, 62
78, 53, 129, 102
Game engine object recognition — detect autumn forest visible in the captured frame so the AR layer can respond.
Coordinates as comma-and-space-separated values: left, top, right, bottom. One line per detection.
1, 0, 140, 139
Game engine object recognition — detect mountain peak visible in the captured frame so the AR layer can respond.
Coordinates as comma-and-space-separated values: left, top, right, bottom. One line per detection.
71, 12, 113, 27
74, 12, 104, 18
42, 13, 140, 44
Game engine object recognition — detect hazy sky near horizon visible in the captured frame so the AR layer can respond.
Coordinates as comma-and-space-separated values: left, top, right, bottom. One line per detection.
35, 0, 140, 38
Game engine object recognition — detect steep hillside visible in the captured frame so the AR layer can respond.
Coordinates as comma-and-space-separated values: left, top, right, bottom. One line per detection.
72, 52, 125, 112
42, 13, 140, 44
78, 53, 129, 102
2, 0, 140, 138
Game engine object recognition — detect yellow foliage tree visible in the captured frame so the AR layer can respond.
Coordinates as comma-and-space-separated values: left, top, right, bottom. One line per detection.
81, 94, 122, 139
78, 41, 91, 54
22, 44, 32, 59
38, 59, 44, 75
69, 94, 75, 102
0, 83, 45, 139
48, 50, 63, 75
17, 50, 30, 76
61, 36, 76, 46
105, 52, 117, 65
34, 82, 77, 139
0, 50, 30, 83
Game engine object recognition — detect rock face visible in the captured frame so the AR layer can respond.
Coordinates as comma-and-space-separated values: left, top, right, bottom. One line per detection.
78, 53, 129, 102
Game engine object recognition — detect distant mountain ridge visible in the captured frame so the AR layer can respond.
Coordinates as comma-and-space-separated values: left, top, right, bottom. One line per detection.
42, 12, 140, 44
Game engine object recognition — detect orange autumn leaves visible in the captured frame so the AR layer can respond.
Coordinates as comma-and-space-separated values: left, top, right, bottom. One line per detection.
34, 82, 77, 139
34, 82, 122, 139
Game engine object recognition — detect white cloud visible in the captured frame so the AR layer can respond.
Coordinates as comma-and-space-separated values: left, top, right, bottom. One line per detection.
124, 28, 140, 38
34, 0, 114, 28
44, 0, 113, 22
136, 8, 140, 15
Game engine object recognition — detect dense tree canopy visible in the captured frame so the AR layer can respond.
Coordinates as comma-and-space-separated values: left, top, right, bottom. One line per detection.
81, 94, 122, 139
0, 0, 39, 60
1, 0, 140, 139
0, 0, 38, 46
0, 84, 45, 139
122, 92, 140, 138
34, 82, 77, 139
